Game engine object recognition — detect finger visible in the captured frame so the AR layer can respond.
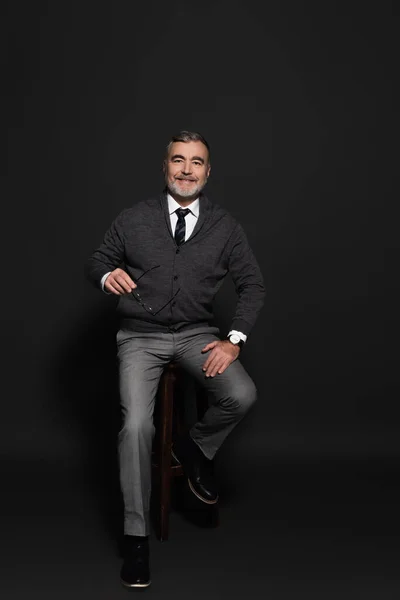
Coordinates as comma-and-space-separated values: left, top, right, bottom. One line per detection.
112, 270, 135, 291
213, 358, 230, 377
207, 364, 223, 378
124, 276, 137, 289
201, 341, 218, 353
114, 268, 136, 288
202, 350, 216, 371
106, 281, 122, 296
207, 351, 232, 377
108, 278, 127, 294
217, 359, 231, 375
118, 277, 135, 293
205, 356, 221, 377
111, 276, 131, 294
115, 274, 136, 293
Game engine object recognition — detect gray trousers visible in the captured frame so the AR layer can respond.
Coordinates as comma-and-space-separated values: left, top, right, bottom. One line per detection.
116, 325, 257, 536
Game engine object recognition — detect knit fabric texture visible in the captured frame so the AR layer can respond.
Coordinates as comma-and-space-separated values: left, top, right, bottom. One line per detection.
85, 191, 265, 336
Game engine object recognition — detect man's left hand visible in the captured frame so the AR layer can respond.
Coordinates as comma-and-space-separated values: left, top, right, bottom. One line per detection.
201, 340, 240, 377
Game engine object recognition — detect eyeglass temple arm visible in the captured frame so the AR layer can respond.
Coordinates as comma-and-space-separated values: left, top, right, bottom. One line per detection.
152, 287, 181, 316
133, 264, 161, 284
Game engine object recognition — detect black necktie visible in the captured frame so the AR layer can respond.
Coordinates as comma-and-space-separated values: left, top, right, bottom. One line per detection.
174, 208, 190, 246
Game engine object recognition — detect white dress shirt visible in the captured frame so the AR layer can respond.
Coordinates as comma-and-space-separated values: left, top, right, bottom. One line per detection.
167, 193, 199, 240
101, 193, 247, 343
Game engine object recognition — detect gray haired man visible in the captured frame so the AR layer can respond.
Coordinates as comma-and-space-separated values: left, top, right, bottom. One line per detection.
85, 131, 265, 588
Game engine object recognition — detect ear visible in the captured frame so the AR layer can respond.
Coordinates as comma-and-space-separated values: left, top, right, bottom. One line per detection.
162, 160, 166, 174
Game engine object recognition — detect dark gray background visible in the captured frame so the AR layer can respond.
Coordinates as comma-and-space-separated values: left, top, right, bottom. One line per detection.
4, 1, 395, 598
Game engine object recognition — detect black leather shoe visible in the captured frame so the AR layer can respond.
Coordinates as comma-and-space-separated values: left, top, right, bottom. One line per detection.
172, 434, 218, 504
120, 536, 151, 588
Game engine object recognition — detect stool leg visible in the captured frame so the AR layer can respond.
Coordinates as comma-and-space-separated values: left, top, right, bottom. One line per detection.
159, 368, 175, 541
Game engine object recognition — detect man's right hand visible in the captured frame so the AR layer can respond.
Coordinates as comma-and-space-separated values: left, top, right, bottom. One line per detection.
104, 268, 137, 296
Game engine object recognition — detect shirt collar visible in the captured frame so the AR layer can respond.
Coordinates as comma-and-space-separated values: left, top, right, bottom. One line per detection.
167, 193, 199, 218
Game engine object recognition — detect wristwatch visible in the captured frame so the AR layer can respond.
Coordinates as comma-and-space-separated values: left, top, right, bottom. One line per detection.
227, 333, 244, 349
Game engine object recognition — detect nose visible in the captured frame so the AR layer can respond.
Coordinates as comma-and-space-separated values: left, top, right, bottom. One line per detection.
181, 161, 192, 175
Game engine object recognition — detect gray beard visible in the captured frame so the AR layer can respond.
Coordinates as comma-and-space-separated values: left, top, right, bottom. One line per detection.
168, 179, 206, 199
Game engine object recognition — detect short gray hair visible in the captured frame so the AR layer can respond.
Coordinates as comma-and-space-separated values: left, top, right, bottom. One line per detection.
165, 130, 211, 163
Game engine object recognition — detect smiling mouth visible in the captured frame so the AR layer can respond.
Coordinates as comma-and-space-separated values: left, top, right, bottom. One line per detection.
177, 178, 196, 182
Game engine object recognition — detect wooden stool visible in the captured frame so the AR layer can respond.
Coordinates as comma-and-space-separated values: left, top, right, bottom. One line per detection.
151, 362, 219, 541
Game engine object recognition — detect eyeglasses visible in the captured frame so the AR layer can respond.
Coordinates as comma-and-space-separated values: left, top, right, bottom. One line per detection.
131, 265, 181, 316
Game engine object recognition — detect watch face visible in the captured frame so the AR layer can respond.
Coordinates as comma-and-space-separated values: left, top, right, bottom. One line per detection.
230, 334, 241, 344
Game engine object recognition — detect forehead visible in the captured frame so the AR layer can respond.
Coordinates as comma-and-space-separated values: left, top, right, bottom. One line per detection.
167, 141, 209, 162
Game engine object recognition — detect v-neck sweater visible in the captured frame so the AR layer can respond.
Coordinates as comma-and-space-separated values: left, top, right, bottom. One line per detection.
85, 191, 265, 337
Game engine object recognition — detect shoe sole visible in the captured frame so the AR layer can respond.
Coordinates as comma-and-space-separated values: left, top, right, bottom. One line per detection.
188, 477, 219, 504
121, 579, 151, 588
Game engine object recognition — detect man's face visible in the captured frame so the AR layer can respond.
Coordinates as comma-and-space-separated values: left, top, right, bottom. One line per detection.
163, 141, 211, 201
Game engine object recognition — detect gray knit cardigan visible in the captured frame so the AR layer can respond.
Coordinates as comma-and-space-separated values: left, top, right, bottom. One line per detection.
85, 191, 265, 336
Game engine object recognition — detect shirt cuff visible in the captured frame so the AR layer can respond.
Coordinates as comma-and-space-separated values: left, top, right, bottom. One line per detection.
227, 330, 247, 343
101, 272, 112, 294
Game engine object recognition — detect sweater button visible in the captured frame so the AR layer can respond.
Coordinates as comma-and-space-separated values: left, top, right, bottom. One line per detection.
174, 275, 178, 280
